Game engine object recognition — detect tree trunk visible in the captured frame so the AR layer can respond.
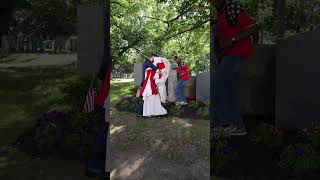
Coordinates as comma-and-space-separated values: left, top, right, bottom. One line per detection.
276, 0, 286, 42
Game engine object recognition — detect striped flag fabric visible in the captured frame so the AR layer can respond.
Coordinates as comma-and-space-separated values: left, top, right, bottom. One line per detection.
83, 87, 97, 113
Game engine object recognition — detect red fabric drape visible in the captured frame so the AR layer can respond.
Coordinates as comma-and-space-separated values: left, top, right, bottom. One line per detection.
95, 66, 111, 107
140, 69, 158, 96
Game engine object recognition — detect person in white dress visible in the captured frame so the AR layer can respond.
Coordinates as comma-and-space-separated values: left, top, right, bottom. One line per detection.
140, 55, 167, 117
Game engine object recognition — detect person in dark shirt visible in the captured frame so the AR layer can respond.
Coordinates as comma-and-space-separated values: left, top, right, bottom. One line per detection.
213, 0, 259, 136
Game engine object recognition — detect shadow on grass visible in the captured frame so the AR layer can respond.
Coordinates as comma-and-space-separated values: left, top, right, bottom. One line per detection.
110, 109, 210, 179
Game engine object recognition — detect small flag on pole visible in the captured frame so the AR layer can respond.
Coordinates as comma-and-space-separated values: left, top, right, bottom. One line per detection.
83, 75, 98, 113
83, 88, 97, 113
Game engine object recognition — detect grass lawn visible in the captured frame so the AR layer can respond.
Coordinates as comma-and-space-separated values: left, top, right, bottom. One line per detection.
0, 52, 210, 179
110, 79, 210, 179
0, 55, 96, 180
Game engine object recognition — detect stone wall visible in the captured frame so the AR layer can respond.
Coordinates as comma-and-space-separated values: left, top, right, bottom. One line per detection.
239, 44, 276, 117
276, 30, 320, 129
196, 71, 210, 102
184, 76, 196, 99
134, 63, 143, 86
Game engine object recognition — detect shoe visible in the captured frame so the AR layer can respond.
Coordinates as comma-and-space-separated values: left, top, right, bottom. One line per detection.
180, 102, 187, 105
230, 127, 248, 136
175, 101, 182, 105
213, 124, 236, 132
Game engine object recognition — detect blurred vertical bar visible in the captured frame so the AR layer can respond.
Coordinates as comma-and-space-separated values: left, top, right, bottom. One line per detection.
77, 4, 105, 77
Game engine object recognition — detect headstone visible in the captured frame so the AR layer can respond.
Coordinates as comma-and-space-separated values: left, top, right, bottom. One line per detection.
65, 38, 71, 52
196, 71, 210, 102
167, 68, 178, 102
8, 35, 16, 52
134, 63, 142, 85
276, 30, 320, 129
70, 36, 78, 52
77, 5, 105, 77
239, 44, 276, 117
1, 35, 10, 53
184, 76, 196, 99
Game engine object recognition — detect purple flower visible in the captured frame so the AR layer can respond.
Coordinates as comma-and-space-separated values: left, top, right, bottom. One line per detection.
223, 147, 231, 155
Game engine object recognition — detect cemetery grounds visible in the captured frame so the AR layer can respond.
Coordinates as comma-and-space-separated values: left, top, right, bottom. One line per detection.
0, 53, 210, 179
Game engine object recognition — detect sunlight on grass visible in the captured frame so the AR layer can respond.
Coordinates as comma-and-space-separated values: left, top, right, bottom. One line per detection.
111, 125, 126, 135
110, 78, 135, 106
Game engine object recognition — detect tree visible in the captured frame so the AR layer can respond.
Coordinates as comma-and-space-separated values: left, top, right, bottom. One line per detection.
110, 0, 211, 73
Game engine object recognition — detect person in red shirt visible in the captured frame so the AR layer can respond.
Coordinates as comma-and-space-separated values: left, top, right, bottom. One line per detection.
213, 0, 259, 136
173, 55, 190, 105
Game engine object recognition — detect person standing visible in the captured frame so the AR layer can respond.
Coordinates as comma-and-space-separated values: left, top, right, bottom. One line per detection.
213, 0, 259, 136
137, 56, 158, 117
173, 56, 190, 105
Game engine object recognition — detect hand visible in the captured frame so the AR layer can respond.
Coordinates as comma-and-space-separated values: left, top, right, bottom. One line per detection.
221, 38, 233, 53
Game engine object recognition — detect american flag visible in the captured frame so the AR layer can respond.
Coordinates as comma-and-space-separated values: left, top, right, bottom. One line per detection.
83, 87, 97, 113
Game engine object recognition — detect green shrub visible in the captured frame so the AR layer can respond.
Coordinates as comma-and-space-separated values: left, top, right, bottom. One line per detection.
212, 128, 237, 173
33, 122, 59, 152
278, 143, 320, 175
171, 104, 182, 117
187, 100, 199, 110
119, 100, 130, 110
250, 123, 283, 148
299, 127, 320, 149
197, 107, 209, 118
128, 84, 140, 95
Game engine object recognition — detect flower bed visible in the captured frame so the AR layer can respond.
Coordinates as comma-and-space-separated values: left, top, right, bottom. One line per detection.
115, 96, 210, 120
212, 119, 320, 179
14, 77, 104, 161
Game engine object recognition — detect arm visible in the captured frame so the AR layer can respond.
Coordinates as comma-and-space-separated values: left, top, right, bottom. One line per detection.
234, 24, 258, 43
221, 11, 258, 51
179, 68, 191, 78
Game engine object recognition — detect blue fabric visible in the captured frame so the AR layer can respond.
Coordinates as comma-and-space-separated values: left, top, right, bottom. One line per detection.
87, 110, 107, 173
140, 59, 158, 87
176, 79, 187, 102
137, 99, 143, 116
213, 56, 245, 128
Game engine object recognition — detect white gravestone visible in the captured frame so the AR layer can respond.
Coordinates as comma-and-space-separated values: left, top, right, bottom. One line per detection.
196, 71, 210, 102
167, 68, 178, 102
134, 63, 142, 86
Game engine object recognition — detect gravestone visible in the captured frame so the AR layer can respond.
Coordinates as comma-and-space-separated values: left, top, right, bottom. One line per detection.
77, 5, 105, 77
1, 35, 10, 53
168, 67, 178, 102
239, 44, 276, 117
184, 76, 196, 99
70, 36, 78, 52
276, 30, 320, 129
196, 71, 210, 102
134, 63, 142, 85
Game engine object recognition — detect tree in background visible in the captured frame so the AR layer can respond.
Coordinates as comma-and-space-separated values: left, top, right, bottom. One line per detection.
110, 0, 211, 74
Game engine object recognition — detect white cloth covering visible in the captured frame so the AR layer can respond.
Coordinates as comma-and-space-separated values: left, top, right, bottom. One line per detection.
142, 67, 167, 116
167, 66, 178, 102
153, 57, 170, 103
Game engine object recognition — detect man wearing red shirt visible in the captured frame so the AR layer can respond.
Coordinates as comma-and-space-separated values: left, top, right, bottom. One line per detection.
173, 55, 190, 105
213, 0, 259, 136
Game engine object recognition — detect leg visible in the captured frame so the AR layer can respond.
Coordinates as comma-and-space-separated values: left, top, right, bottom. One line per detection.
87, 110, 107, 175
180, 80, 187, 103
176, 80, 184, 102
228, 57, 245, 128
212, 56, 237, 127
